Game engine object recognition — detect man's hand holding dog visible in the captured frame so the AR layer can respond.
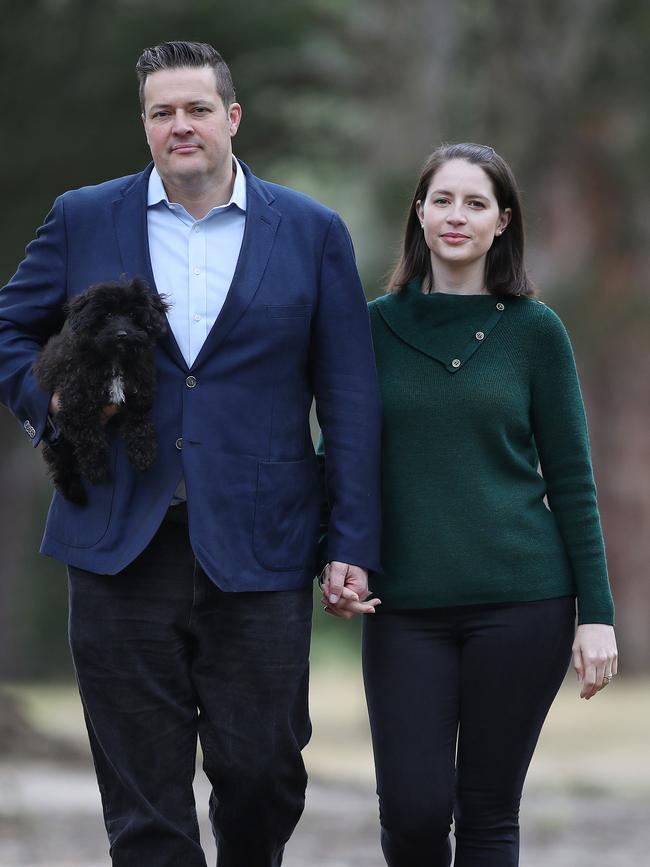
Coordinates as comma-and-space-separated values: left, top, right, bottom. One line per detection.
49, 392, 120, 424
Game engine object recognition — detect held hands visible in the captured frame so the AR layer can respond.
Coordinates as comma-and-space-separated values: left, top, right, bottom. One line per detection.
49, 392, 120, 425
572, 624, 618, 700
320, 561, 381, 619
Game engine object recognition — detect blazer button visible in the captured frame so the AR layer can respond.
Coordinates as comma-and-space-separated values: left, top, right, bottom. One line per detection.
186, 375, 197, 388
175, 437, 183, 450
451, 359, 461, 369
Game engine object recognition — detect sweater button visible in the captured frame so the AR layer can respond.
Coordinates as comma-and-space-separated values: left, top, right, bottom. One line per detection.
496, 302, 505, 311
451, 358, 461, 368
475, 331, 484, 340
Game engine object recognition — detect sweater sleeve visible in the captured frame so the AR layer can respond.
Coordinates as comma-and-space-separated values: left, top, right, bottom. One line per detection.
530, 304, 614, 625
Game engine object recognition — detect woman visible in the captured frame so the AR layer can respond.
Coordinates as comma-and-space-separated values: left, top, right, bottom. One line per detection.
321, 142, 617, 866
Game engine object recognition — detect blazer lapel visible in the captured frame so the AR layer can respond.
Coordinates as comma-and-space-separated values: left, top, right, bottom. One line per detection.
191, 167, 281, 371
112, 165, 187, 369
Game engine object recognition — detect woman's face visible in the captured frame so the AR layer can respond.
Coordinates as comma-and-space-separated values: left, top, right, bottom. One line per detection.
416, 159, 511, 272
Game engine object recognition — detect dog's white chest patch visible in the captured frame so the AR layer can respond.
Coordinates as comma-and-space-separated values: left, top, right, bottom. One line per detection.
109, 371, 126, 404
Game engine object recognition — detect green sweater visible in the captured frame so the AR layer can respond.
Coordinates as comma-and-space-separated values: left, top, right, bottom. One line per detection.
369, 281, 614, 625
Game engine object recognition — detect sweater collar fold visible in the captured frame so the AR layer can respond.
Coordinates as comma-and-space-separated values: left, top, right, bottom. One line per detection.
373, 280, 507, 373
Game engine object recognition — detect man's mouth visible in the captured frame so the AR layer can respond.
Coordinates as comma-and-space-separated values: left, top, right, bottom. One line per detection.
171, 143, 201, 153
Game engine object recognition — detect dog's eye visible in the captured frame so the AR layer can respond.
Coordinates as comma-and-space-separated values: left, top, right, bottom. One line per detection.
106, 312, 114, 318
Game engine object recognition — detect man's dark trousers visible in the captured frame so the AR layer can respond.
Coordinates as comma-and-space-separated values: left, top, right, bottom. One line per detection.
68, 505, 313, 867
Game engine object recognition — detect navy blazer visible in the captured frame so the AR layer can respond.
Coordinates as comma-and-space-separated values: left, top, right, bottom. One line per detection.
0, 163, 382, 589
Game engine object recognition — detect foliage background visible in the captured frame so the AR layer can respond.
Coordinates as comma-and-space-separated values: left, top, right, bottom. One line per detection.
1, 0, 649, 679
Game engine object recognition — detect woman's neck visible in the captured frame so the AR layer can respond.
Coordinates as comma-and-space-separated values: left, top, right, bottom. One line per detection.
425, 259, 487, 295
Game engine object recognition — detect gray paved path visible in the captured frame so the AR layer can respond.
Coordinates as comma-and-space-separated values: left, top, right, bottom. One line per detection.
1, 761, 649, 866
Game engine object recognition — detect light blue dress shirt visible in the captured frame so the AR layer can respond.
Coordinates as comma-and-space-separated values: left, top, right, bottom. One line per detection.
147, 158, 247, 502
147, 158, 247, 368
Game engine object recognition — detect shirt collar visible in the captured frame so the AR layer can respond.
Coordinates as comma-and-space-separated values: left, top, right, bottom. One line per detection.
147, 157, 247, 214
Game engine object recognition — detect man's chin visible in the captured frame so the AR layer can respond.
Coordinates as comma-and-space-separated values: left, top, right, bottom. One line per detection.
163, 165, 206, 188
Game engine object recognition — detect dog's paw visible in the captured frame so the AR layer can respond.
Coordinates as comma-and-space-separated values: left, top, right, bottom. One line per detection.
59, 479, 88, 506
82, 464, 111, 485
126, 441, 156, 472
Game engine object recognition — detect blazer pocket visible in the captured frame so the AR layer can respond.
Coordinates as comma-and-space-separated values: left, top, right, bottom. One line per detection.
45, 449, 117, 549
266, 304, 311, 321
253, 456, 320, 571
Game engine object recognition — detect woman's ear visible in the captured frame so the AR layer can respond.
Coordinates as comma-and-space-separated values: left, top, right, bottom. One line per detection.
497, 208, 512, 236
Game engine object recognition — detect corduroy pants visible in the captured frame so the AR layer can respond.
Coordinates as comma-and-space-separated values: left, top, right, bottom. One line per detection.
68, 505, 313, 867
362, 596, 575, 867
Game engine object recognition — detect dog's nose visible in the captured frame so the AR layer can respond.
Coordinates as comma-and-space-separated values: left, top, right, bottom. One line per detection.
116, 330, 128, 338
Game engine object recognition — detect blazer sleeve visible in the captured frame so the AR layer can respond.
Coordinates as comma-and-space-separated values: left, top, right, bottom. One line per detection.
310, 213, 382, 573
0, 196, 68, 446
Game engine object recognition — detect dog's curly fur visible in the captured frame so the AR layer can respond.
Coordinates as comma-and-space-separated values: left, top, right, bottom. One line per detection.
34, 278, 169, 505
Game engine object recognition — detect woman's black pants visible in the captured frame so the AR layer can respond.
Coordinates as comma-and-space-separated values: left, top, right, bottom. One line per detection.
362, 597, 575, 867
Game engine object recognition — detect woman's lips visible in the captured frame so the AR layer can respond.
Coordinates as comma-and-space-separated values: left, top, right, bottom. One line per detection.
440, 233, 470, 244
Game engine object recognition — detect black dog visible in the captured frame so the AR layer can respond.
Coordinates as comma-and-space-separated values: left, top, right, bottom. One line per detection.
34, 278, 169, 505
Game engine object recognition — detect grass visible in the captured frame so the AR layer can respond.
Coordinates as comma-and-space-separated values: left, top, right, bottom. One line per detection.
4, 670, 650, 796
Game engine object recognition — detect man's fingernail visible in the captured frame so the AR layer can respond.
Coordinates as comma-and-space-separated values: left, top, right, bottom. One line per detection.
329, 594, 338, 604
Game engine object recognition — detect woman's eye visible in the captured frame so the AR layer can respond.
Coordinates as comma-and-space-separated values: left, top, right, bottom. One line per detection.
433, 197, 449, 205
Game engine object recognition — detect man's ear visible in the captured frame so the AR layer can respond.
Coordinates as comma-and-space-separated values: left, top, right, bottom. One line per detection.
227, 103, 242, 137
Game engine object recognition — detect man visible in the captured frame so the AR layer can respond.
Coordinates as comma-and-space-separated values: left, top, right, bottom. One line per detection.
0, 41, 381, 866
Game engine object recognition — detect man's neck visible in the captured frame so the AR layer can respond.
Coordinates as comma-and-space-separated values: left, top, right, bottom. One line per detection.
161, 162, 237, 220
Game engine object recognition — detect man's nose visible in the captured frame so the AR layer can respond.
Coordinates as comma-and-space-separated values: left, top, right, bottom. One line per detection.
171, 111, 194, 135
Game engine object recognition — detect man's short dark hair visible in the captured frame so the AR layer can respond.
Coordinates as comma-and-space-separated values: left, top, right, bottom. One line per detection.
136, 41, 236, 111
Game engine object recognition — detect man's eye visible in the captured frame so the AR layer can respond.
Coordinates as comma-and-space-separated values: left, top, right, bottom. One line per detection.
152, 111, 169, 119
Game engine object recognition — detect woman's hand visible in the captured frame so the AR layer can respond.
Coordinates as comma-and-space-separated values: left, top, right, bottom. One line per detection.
319, 562, 381, 619
572, 624, 618, 699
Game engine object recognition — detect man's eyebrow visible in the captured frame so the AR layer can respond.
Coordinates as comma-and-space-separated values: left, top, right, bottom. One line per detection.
148, 99, 216, 111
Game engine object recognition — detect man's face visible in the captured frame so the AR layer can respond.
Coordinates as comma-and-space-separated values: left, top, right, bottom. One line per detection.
141, 66, 241, 191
